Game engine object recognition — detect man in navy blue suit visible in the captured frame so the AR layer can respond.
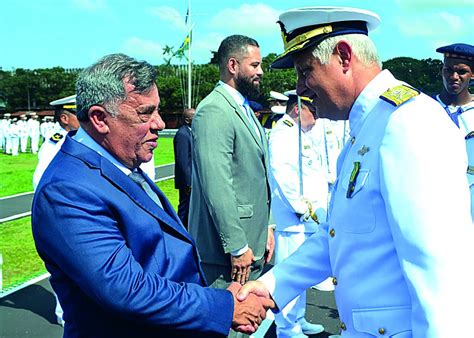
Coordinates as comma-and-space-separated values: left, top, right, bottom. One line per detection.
31, 53, 272, 338
174, 108, 195, 229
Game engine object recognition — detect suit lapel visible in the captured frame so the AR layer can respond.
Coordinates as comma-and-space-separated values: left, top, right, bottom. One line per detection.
215, 85, 264, 151
97, 155, 193, 243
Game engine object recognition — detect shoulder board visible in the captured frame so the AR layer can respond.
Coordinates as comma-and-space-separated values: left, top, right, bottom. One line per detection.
283, 119, 294, 127
50, 133, 64, 143
465, 131, 474, 140
380, 84, 420, 106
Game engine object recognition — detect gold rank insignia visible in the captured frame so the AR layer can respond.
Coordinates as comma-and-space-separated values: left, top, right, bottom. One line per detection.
304, 144, 311, 150
50, 133, 64, 143
283, 120, 294, 127
468, 166, 474, 175
357, 145, 370, 156
380, 85, 419, 106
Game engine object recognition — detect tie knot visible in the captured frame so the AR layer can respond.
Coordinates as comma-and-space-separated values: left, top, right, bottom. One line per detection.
129, 171, 146, 185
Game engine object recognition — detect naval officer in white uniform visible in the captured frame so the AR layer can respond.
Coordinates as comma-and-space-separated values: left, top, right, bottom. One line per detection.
237, 6, 474, 338
268, 92, 328, 337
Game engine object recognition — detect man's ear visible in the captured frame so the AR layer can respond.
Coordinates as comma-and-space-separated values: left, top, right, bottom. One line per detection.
228, 58, 239, 76
59, 113, 69, 126
335, 41, 353, 73
88, 105, 110, 134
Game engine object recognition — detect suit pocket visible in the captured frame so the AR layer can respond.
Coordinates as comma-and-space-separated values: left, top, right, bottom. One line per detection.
352, 305, 412, 337
237, 204, 254, 219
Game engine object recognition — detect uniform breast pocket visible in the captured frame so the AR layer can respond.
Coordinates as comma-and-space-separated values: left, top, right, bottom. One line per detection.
352, 305, 412, 337
338, 168, 376, 233
341, 168, 369, 198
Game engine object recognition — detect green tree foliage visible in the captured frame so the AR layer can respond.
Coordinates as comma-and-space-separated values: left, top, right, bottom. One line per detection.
0, 56, 445, 113
382, 57, 443, 97
0, 67, 78, 111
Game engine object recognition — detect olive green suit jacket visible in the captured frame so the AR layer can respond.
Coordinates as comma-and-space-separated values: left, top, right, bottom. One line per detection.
189, 84, 271, 267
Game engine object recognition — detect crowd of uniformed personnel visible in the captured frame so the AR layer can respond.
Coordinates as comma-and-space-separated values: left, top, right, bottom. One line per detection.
0, 113, 58, 156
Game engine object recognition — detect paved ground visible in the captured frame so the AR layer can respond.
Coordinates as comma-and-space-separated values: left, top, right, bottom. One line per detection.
0, 278, 340, 337
0, 164, 175, 222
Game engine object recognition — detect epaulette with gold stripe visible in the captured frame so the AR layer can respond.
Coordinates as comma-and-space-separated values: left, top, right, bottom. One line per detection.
50, 132, 64, 143
465, 131, 474, 140
283, 119, 294, 127
380, 84, 420, 106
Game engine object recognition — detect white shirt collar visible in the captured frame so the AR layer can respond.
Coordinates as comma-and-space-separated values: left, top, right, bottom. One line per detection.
73, 127, 132, 176
218, 80, 246, 107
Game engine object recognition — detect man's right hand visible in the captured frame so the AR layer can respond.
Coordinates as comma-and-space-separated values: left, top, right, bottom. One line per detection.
237, 280, 273, 305
231, 248, 255, 285
227, 282, 275, 334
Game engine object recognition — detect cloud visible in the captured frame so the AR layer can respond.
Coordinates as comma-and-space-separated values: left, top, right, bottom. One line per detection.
72, 0, 107, 12
148, 6, 187, 32
122, 37, 164, 64
210, 3, 280, 36
397, 11, 472, 38
395, 0, 473, 10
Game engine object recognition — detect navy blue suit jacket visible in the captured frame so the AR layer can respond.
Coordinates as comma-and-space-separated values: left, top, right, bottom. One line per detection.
174, 124, 192, 190
32, 133, 233, 338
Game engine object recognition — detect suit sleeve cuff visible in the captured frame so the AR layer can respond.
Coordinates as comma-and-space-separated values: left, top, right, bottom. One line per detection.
231, 245, 249, 256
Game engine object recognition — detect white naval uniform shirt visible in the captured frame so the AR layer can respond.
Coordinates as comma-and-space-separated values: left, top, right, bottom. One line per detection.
268, 114, 329, 233
260, 70, 474, 338
436, 95, 474, 221
33, 128, 68, 190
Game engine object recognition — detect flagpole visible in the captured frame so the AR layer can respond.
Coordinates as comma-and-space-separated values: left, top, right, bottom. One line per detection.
187, 0, 192, 109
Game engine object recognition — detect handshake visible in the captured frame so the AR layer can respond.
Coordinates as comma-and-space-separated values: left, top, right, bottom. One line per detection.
227, 281, 276, 334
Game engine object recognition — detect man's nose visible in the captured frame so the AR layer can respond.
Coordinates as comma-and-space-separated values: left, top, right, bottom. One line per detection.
150, 113, 166, 131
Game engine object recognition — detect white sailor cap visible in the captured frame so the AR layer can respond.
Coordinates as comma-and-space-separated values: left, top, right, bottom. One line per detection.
268, 91, 289, 102
50, 94, 76, 111
272, 6, 380, 69
284, 90, 316, 113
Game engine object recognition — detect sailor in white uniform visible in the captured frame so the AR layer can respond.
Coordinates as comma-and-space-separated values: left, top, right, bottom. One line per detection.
33, 95, 80, 190
27, 113, 40, 154
18, 115, 28, 153
435, 43, 474, 220
268, 92, 328, 337
238, 7, 474, 338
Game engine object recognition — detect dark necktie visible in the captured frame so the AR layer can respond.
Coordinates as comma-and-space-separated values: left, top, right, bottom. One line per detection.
129, 171, 163, 208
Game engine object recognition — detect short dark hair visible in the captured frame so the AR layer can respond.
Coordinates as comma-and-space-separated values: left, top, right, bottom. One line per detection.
217, 35, 259, 71
76, 53, 157, 122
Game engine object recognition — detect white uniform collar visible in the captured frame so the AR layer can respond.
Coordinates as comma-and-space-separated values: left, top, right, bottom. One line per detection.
435, 94, 474, 114
349, 69, 398, 138
73, 127, 132, 176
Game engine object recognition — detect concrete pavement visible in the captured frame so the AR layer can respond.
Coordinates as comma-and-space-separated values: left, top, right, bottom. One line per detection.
0, 277, 341, 337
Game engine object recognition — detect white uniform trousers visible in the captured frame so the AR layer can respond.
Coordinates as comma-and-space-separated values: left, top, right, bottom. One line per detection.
20, 136, 28, 152
274, 230, 311, 338
11, 136, 19, 156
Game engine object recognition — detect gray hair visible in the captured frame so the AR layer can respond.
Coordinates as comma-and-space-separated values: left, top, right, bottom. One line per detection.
312, 34, 381, 68
76, 53, 157, 121
217, 35, 259, 73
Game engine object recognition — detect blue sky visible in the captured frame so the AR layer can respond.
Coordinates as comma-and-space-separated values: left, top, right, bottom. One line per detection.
0, 0, 472, 70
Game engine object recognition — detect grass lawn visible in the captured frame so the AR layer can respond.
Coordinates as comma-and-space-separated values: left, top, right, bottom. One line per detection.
0, 135, 175, 197
0, 135, 177, 291
0, 179, 178, 291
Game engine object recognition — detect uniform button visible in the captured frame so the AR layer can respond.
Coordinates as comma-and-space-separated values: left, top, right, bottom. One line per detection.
378, 328, 386, 335
340, 322, 346, 330
351, 137, 356, 144
329, 228, 336, 237
332, 277, 338, 285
